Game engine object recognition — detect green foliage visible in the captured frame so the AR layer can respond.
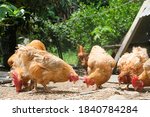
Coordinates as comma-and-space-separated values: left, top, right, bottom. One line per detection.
0, 3, 30, 36
26, 0, 142, 55
0, 0, 143, 63
53, 0, 142, 50
63, 50, 78, 65
0, 3, 27, 23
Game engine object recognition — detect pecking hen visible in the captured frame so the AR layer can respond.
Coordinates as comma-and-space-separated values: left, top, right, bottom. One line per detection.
117, 46, 149, 90
132, 58, 150, 91
11, 45, 79, 92
8, 40, 46, 92
83, 45, 116, 89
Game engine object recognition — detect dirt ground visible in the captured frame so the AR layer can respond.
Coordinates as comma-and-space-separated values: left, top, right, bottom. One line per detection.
0, 72, 150, 100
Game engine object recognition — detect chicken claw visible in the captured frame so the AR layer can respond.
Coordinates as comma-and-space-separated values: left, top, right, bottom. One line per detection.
43, 84, 51, 93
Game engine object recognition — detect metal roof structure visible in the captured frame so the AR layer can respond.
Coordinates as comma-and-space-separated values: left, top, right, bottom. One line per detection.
140, 4, 150, 17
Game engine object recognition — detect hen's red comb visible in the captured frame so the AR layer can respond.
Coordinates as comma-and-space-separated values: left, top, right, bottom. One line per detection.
131, 76, 138, 85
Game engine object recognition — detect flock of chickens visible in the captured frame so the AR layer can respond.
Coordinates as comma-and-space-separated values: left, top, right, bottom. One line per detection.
78, 44, 150, 91
7, 39, 150, 93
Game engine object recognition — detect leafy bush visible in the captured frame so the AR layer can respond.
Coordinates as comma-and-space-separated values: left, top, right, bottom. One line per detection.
0, 0, 143, 62
0, 3, 30, 36
53, 0, 142, 51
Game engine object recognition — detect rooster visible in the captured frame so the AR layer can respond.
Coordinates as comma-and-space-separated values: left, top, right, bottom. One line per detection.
83, 45, 116, 89
77, 45, 89, 72
11, 46, 79, 92
8, 40, 46, 92
132, 58, 150, 91
117, 46, 149, 90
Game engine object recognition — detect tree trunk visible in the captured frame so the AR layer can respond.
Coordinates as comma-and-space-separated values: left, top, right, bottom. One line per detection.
49, 29, 63, 59
0, 26, 17, 70
55, 39, 63, 59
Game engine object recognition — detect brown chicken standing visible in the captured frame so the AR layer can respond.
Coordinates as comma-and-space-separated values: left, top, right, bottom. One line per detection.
83, 45, 116, 89
11, 45, 79, 92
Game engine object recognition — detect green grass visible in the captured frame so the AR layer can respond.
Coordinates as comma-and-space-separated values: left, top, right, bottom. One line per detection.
62, 50, 78, 65
47, 46, 78, 65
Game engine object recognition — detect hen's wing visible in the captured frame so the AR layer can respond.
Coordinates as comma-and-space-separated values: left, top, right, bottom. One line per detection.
18, 45, 67, 70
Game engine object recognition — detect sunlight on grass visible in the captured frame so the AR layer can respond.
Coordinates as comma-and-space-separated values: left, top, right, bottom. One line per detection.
63, 50, 78, 65
46, 47, 78, 65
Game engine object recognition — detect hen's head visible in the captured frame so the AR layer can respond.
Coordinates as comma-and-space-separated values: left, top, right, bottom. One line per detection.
131, 76, 144, 91
83, 76, 95, 87
118, 71, 132, 84
118, 74, 131, 84
11, 70, 23, 92
68, 73, 79, 83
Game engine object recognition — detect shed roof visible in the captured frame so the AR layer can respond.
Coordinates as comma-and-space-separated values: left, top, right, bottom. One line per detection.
140, 4, 150, 17
115, 0, 150, 62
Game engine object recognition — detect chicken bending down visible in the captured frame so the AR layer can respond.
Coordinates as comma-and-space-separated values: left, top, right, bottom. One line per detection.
8, 40, 46, 92
11, 46, 79, 92
117, 46, 149, 90
83, 45, 116, 89
132, 58, 150, 91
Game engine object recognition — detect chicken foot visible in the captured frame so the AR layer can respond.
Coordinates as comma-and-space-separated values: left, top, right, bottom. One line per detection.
27, 81, 38, 93
42, 84, 51, 93
95, 85, 103, 90
22, 80, 34, 91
